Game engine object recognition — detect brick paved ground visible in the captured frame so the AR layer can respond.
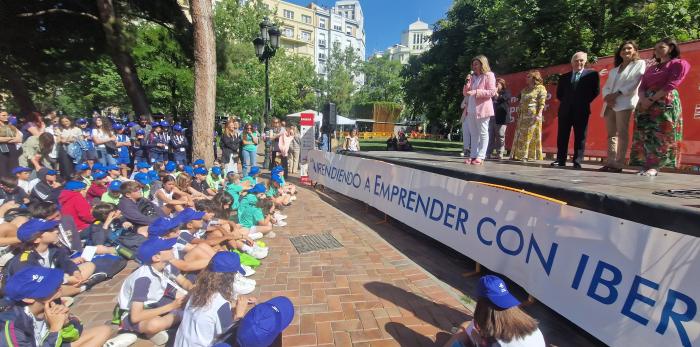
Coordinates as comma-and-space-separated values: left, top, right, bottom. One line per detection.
70, 177, 601, 346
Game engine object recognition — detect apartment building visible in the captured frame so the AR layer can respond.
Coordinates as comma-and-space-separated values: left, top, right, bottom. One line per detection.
262, 0, 316, 61
377, 18, 432, 65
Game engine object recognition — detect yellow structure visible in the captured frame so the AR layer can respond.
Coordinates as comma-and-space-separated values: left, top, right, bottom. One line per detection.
262, 0, 316, 61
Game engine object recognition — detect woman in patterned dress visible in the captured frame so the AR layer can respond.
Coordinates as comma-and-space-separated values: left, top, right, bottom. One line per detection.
510, 70, 547, 161
630, 38, 691, 176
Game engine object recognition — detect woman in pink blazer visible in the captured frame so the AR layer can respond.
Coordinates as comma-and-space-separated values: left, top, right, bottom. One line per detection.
462, 55, 498, 164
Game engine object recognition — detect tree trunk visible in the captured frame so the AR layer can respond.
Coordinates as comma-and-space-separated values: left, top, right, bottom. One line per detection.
96, 0, 151, 117
190, 0, 217, 165
0, 61, 37, 115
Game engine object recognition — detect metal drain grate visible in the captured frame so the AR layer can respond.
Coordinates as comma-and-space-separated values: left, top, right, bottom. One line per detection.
289, 233, 343, 254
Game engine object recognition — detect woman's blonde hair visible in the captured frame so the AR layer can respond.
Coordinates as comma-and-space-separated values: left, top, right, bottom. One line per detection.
473, 298, 539, 343
472, 55, 492, 74
224, 118, 238, 137
527, 70, 543, 85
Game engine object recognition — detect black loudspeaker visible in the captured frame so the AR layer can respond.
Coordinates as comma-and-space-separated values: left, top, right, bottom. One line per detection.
323, 102, 337, 126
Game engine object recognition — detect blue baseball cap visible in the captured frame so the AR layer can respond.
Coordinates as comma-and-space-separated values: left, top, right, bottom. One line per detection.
136, 129, 145, 135
4, 266, 64, 302
165, 162, 177, 172
134, 172, 151, 185
151, 121, 162, 127
76, 118, 88, 125
193, 159, 205, 166
160, 120, 170, 127
148, 217, 181, 238
17, 219, 59, 242
248, 183, 267, 194
107, 165, 120, 172
126, 122, 137, 128
45, 169, 58, 176
137, 237, 177, 264
12, 166, 31, 174
249, 166, 260, 176
184, 166, 194, 175
477, 275, 520, 309
148, 170, 159, 181
194, 167, 207, 176
209, 252, 245, 274
75, 163, 90, 172
109, 180, 122, 191
64, 180, 87, 191
236, 296, 295, 347
112, 123, 124, 131
211, 167, 222, 175
271, 165, 284, 173
173, 125, 183, 132
136, 162, 151, 169
92, 171, 107, 180
271, 175, 283, 185
175, 208, 205, 224
92, 163, 106, 172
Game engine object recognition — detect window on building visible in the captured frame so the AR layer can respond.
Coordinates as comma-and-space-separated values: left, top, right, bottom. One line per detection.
346, 26, 352, 35
301, 30, 311, 42
319, 53, 326, 60
319, 18, 326, 29
302, 14, 311, 24
283, 9, 294, 19
282, 27, 294, 38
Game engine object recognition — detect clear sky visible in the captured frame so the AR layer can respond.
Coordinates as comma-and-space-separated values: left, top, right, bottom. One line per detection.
282, 0, 454, 57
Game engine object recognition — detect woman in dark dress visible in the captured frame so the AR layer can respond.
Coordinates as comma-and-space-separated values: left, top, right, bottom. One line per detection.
0, 111, 22, 178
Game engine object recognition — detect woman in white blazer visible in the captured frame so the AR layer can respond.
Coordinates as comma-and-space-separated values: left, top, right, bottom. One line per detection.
599, 41, 646, 172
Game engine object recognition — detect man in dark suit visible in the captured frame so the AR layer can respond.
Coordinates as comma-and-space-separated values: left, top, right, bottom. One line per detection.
552, 51, 600, 168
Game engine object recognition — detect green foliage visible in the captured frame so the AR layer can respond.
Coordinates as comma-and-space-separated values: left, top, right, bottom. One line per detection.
356, 55, 404, 104
403, 0, 700, 132
319, 44, 361, 116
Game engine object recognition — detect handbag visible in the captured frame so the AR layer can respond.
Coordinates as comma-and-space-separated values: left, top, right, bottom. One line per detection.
104, 140, 118, 155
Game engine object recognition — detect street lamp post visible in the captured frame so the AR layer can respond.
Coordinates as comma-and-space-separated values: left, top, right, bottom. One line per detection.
253, 17, 280, 169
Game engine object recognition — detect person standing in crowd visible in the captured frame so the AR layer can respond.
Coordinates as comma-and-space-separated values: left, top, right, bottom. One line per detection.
463, 55, 497, 165
132, 129, 148, 165
131, 115, 152, 138
487, 78, 512, 159
19, 132, 55, 171
317, 125, 330, 152
269, 117, 287, 171
344, 128, 361, 152
77, 118, 98, 162
160, 120, 172, 161
54, 116, 82, 179
241, 123, 258, 177
171, 124, 189, 167
511, 71, 547, 162
599, 41, 646, 173
0, 111, 23, 178
552, 51, 600, 169
221, 118, 241, 175
114, 123, 132, 176
43, 112, 59, 168
630, 38, 691, 176
147, 122, 167, 163
92, 116, 118, 167
443, 275, 545, 347
288, 125, 301, 175
20, 111, 45, 141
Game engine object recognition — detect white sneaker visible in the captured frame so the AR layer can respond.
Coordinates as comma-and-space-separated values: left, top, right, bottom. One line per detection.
460, 152, 465, 157
248, 232, 264, 240
149, 331, 169, 346
104, 333, 138, 347
273, 212, 287, 220
246, 244, 268, 259
234, 273, 256, 295
273, 220, 287, 227
266, 231, 276, 239
290, 196, 297, 201
241, 264, 256, 277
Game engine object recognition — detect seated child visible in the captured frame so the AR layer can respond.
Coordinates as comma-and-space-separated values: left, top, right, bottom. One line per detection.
191, 168, 216, 197
111, 237, 190, 346
82, 203, 135, 260
147, 216, 215, 274
0, 266, 112, 346
267, 174, 291, 208
7, 218, 96, 297
58, 181, 94, 232
101, 180, 123, 205
234, 184, 275, 237
271, 165, 297, 197
118, 181, 163, 236
173, 252, 253, 347
193, 200, 267, 261
206, 167, 224, 194
152, 175, 190, 215
86, 171, 108, 205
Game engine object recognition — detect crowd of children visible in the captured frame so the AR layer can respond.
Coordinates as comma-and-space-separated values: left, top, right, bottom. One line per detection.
0, 157, 297, 346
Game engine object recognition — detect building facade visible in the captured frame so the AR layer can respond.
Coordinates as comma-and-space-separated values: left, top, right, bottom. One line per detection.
378, 18, 432, 65
262, 0, 317, 61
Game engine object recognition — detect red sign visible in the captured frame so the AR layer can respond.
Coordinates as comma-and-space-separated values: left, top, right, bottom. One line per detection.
500, 40, 700, 165
300, 113, 314, 126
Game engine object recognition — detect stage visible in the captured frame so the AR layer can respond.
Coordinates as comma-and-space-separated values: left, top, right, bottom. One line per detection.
346, 151, 700, 237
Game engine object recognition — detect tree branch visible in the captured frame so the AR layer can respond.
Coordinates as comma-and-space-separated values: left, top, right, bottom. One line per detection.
16, 8, 99, 21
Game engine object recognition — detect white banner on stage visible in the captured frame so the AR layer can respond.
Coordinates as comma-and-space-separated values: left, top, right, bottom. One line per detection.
308, 150, 699, 347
